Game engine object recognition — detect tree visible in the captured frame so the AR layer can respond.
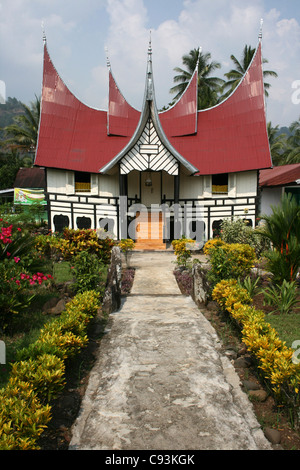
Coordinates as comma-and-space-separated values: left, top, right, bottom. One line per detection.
1, 95, 40, 156
285, 118, 300, 164
170, 48, 224, 110
0, 149, 23, 190
258, 193, 300, 283
222, 45, 278, 99
267, 122, 288, 166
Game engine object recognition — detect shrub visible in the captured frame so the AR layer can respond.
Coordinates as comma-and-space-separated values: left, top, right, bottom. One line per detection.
0, 218, 34, 261
205, 241, 256, 288
0, 290, 101, 449
220, 218, 270, 257
34, 233, 60, 259
0, 378, 51, 450
59, 228, 115, 264
118, 238, 135, 253
119, 239, 135, 267
17, 290, 100, 362
203, 237, 225, 255
212, 280, 300, 416
261, 280, 300, 315
72, 250, 107, 295
212, 279, 252, 312
172, 237, 195, 267
237, 275, 261, 298
257, 193, 300, 283
0, 221, 53, 332
10, 354, 66, 403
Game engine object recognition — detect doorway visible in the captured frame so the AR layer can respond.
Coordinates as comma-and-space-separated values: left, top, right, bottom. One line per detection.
141, 171, 161, 208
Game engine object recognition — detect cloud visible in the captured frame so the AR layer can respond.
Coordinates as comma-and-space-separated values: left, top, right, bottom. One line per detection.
1, 0, 300, 127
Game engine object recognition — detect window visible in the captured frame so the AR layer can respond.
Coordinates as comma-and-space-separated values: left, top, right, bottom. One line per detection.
75, 171, 91, 192
212, 173, 228, 194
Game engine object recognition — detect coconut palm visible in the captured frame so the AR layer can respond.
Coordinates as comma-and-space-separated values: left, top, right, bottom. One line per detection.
286, 118, 300, 164
222, 45, 278, 98
267, 122, 288, 166
170, 48, 224, 110
1, 95, 40, 155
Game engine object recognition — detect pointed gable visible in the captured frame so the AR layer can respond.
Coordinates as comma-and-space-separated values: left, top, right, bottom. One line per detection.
108, 70, 140, 137
159, 67, 198, 137
35, 44, 132, 173
165, 42, 271, 175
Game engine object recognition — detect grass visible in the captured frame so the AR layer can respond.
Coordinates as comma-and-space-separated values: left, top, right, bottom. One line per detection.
266, 313, 300, 351
53, 261, 74, 283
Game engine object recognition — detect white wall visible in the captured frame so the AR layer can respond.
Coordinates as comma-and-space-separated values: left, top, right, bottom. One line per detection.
99, 174, 119, 197
236, 171, 257, 197
47, 169, 67, 193
259, 187, 283, 216
180, 174, 203, 199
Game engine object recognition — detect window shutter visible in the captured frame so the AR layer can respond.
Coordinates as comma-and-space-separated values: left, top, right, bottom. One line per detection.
228, 174, 236, 197
204, 175, 211, 195
66, 171, 74, 195
91, 174, 98, 195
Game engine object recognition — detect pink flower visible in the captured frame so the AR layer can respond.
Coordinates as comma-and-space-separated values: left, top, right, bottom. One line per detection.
17, 228, 21, 232
6, 252, 11, 257
15, 280, 21, 286
14, 257, 21, 263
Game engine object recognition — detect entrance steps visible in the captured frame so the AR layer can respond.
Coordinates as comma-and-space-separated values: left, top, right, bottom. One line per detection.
134, 211, 166, 251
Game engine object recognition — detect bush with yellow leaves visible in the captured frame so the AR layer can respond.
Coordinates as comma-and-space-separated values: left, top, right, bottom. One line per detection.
212, 279, 300, 417
0, 290, 101, 449
204, 240, 256, 288
172, 237, 195, 267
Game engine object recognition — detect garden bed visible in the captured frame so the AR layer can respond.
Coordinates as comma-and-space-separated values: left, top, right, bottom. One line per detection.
173, 264, 300, 450
37, 266, 135, 450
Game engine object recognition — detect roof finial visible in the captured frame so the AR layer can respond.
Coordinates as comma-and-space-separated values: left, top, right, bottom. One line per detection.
41, 21, 47, 44
105, 46, 111, 70
259, 18, 264, 41
148, 30, 152, 59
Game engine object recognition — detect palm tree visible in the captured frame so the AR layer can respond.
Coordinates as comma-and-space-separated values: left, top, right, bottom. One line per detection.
267, 122, 288, 166
1, 95, 40, 155
258, 193, 300, 282
285, 118, 300, 164
222, 45, 278, 99
170, 48, 224, 110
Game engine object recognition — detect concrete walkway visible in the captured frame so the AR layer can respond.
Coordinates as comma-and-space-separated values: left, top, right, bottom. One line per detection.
70, 252, 272, 451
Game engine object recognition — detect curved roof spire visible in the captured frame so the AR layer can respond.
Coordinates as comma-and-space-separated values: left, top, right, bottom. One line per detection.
41, 21, 47, 45
259, 18, 264, 41
146, 31, 154, 101
105, 46, 111, 70
100, 36, 199, 175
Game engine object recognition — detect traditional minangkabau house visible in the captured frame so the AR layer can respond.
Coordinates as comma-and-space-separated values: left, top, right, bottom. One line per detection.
34, 31, 272, 249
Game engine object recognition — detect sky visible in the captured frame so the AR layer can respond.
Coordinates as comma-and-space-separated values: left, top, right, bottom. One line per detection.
1, 0, 300, 127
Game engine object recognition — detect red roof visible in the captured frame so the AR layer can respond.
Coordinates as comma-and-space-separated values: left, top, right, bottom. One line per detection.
35, 41, 271, 175
14, 167, 46, 189
159, 68, 198, 137
35, 45, 132, 173
108, 71, 140, 137
259, 164, 300, 187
